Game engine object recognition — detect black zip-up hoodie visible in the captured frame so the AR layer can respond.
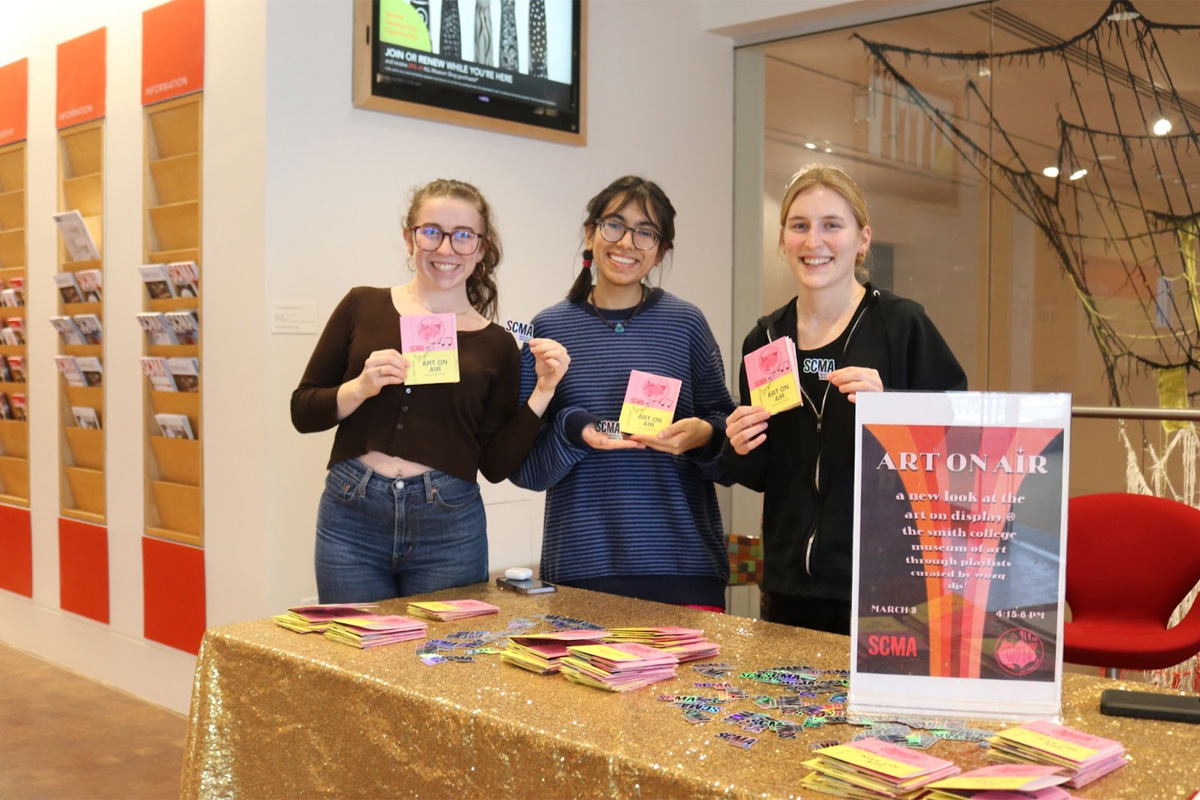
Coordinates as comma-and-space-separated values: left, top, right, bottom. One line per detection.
721, 283, 967, 602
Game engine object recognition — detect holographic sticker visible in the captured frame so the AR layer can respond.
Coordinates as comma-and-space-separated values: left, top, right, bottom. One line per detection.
505, 319, 534, 346
716, 732, 758, 749
420, 655, 447, 665
507, 618, 539, 630
683, 710, 711, 724
594, 420, 622, 440
810, 739, 840, 750
904, 733, 939, 749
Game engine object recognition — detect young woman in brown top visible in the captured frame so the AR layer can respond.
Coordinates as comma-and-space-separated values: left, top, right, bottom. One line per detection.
292, 179, 568, 603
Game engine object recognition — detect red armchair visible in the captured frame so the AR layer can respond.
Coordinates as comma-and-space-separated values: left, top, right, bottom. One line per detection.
1064, 493, 1200, 677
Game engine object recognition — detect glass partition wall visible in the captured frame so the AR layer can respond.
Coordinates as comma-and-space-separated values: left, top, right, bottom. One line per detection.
732, 0, 1200, 545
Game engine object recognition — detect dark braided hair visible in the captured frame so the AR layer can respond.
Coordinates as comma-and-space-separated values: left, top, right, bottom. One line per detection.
567, 176, 676, 303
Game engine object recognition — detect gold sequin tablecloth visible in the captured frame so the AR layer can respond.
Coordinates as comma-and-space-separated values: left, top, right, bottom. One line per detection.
181, 585, 1200, 799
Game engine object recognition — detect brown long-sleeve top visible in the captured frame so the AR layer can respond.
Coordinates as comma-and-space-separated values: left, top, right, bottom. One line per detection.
290, 286, 542, 483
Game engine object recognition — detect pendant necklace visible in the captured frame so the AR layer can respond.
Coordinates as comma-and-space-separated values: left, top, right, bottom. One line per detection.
588, 286, 646, 333
406, 282, 471, 316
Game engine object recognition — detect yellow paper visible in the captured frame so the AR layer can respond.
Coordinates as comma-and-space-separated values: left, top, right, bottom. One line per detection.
408, 601, 454, 612
569, 644, 638, 661
619, 403, 671, 436
405, 350, 460, 385
930, 776, 1043, 790
996, 728, 1097, 762
1156, 366, 1192, 434
749, 373, 802, 414
819, 745, 923, 779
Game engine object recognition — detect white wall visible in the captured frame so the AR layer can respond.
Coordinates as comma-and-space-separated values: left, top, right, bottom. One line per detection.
260, 0, 737, 613
0, 0, 930, 714
0, 0, 268, 714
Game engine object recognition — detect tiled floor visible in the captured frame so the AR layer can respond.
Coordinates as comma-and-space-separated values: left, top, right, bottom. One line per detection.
0, 642, 188, 800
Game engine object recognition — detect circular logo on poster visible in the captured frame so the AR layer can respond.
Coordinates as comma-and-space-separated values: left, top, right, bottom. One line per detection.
995, 627, 1045, 676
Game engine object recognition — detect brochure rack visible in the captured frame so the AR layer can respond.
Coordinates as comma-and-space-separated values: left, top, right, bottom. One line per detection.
0, 141, 28, 506
57, 121, 104, 522
143, 93, 202, 546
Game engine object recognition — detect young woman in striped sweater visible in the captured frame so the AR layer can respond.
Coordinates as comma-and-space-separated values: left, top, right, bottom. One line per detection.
510, 176, 736, 610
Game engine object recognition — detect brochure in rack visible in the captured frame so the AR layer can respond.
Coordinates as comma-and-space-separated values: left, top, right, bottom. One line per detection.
6, 355, 25, 383
137, 312, 178, 345
52, 210, 100, 262
50, 316, 87, 346
76, 269, 102, 302
75, 357, 103, 387
53, 272, 83, 304
55, 356, 85, 387
155, 413, 195, 440
167, 357, 200, 392
166, 261, 200, 297
140, 356, 178, 391
140, 264, 176, 299
72, 406, 101, 430
72, 314, 102, 345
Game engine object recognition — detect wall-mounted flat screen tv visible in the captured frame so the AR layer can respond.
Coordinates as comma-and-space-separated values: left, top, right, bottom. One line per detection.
353, 0, 586, 145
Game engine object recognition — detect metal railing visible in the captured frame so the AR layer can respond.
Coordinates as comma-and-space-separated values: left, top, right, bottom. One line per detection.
1072, 406, 1200, 422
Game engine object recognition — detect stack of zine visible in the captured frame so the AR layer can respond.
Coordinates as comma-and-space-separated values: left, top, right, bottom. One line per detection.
604, 626, 720, 663
801, 738, 960, 798
501, 629, 607, 675
559, 642, 680, 692
987, 720, 1127, 789
923, 764, 1071, 799
273, 603, 379, 633
406, 598, 499, 622
324, 615, 428, 649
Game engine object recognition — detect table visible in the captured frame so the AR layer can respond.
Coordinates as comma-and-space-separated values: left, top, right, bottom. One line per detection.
181, 585, 1200, 799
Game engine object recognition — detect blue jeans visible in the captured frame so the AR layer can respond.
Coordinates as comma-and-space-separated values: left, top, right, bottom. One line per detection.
314, 459, 488, 603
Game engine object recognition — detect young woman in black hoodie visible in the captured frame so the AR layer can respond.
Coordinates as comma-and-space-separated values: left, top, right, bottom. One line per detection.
722, 164, 967, 634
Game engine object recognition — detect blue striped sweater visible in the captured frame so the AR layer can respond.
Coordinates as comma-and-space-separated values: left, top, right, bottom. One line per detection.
511, 290, 736, 606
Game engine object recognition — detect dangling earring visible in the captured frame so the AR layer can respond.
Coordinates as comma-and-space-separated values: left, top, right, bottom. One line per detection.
406, 253, 416, 272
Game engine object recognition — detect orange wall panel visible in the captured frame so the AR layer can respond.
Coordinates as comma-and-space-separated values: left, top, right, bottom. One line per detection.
0, 505, 32, 597
58, 518, 108, 622
56, 28, 106, 129
143, 536, 205, 654
142, 0, 204, 105
0, 58, 29, 146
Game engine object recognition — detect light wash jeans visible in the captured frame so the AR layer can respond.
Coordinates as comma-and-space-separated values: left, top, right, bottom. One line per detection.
314, 458, 487, 603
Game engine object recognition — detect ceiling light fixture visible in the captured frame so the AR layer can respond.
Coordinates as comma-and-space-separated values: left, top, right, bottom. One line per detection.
805, 142, 817, 150
1043, 166, 1060, 178
1069, 168, 1088, 181
1107, 7, 1140, 22
1152, 117, 1172, 136
824, 147, 833, 154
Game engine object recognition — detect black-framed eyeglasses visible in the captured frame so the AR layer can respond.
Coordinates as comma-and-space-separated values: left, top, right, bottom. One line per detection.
410, 225, 486, 255
597, 218, 660, 251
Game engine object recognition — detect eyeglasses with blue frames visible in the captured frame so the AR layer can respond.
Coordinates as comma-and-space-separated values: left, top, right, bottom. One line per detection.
597, 218, 661, 251
410, 225, 486, 255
